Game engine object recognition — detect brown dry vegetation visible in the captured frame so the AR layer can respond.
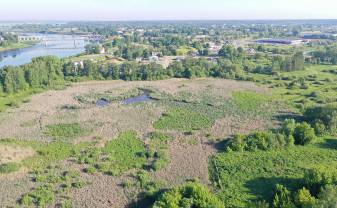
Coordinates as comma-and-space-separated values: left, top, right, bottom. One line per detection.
0, 78, 279, 207
0, 145, 35, 164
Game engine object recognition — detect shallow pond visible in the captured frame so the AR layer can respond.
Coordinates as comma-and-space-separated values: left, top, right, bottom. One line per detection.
122, 91, 153, 105
96, 98, 110, 107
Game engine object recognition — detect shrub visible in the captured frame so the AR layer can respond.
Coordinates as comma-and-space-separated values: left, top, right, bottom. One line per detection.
314, 185, 337, 208
304, 167, 337, 195
153, 182, 224, 208
304, 104, 337, 135
227, 134, 246, 152
312, 120, 326, 136
294, 187, 315, 207
281, 119, 297, 137
0, 162, 21, 174
45, 123, 91, 140
272, 184, 296, 208
293, 122, 316, 145
227, 131, 293, 152
83, 166, 97, 174
20, 185, 55, 208
71, 181, 86, 188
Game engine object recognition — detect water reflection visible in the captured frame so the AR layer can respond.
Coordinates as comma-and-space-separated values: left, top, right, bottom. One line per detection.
0, 33, 88, 67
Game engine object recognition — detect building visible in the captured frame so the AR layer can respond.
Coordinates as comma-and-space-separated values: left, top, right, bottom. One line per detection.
0, 36, 4, 42
256, 39, 304, 45
208, 42, 223, 55
99, 46, 106, 54
149, 55, 159, 62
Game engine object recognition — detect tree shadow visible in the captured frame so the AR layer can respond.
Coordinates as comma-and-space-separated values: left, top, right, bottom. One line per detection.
126, 188, 168, 208
204, 138, 230, 153
244, 176, 303, 202
317, 138, 337, 150
273, 111, 303, 123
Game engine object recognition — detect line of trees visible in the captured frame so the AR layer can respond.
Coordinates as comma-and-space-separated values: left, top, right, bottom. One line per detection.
0, 32, 18, 47
0, 50, 305, 95
0, 56, 64, 94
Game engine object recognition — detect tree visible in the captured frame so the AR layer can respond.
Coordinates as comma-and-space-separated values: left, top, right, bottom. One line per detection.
218, 45, 238, 60
304, 104, 337, 135
273, 184, 296, 208
292, 52, 305, 71
314, 185, 337, 208
304, 168, 337, 195
1, 66, 28, 93
153, 182, 224, 208
293, 122, 316, 145
294, 188, 315, 208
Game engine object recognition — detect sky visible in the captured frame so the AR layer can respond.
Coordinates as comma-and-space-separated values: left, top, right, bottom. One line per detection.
1, 0, 337, 21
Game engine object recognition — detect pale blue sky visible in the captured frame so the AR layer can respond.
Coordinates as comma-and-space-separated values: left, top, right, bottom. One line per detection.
1, 0, 337, 21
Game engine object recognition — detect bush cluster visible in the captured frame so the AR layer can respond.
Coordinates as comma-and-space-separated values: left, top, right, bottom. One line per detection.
226, 119, 317, 152
271, 167, 337, 208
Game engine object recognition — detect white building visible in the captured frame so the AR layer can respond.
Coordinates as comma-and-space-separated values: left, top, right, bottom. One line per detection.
149, 55, 159, 62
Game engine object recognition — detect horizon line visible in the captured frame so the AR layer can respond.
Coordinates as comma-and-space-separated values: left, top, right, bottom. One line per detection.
1, 18, 337, 23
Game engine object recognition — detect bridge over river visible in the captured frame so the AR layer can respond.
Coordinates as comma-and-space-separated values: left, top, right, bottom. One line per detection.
1, 34, 90, 67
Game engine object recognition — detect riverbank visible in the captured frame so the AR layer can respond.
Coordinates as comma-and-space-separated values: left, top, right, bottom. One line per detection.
0, 41, 38, 52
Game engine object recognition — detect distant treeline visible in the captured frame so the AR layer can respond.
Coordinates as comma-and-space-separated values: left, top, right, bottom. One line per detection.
0, 48, 304, 94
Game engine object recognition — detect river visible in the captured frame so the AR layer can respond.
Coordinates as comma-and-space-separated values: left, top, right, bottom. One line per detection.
0, 34, 88, 68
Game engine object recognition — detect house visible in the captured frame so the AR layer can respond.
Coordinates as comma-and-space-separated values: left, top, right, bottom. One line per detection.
208, 42, 223, 55
74, 61, 84, 69
149, 55, 159, 62
99, 46, 106, 54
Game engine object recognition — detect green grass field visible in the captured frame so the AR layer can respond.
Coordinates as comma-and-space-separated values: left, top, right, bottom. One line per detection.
209, 137, 337, 208
249, 64, 337, 112
154, 107, 212, 131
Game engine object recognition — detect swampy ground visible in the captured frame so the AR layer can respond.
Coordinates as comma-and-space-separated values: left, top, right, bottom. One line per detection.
0, 78, 289, 207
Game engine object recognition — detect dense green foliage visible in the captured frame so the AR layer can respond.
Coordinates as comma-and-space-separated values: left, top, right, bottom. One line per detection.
0, 139, 88, 170
153, 182, 224, 208
154, 107, 212, 131
102, 131, 147, 173
0, 56, 64, 94
209, 138, 337, 207
304, 104, 337, 135
232, 91, 269, 112
45, 123, 92, 140
20, 168, 85, 208
78, 131, 150, 176
269, 167, 337, 208
226, 131, 294, 152
148, 132, 172, 171
226, 119, 317, 152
